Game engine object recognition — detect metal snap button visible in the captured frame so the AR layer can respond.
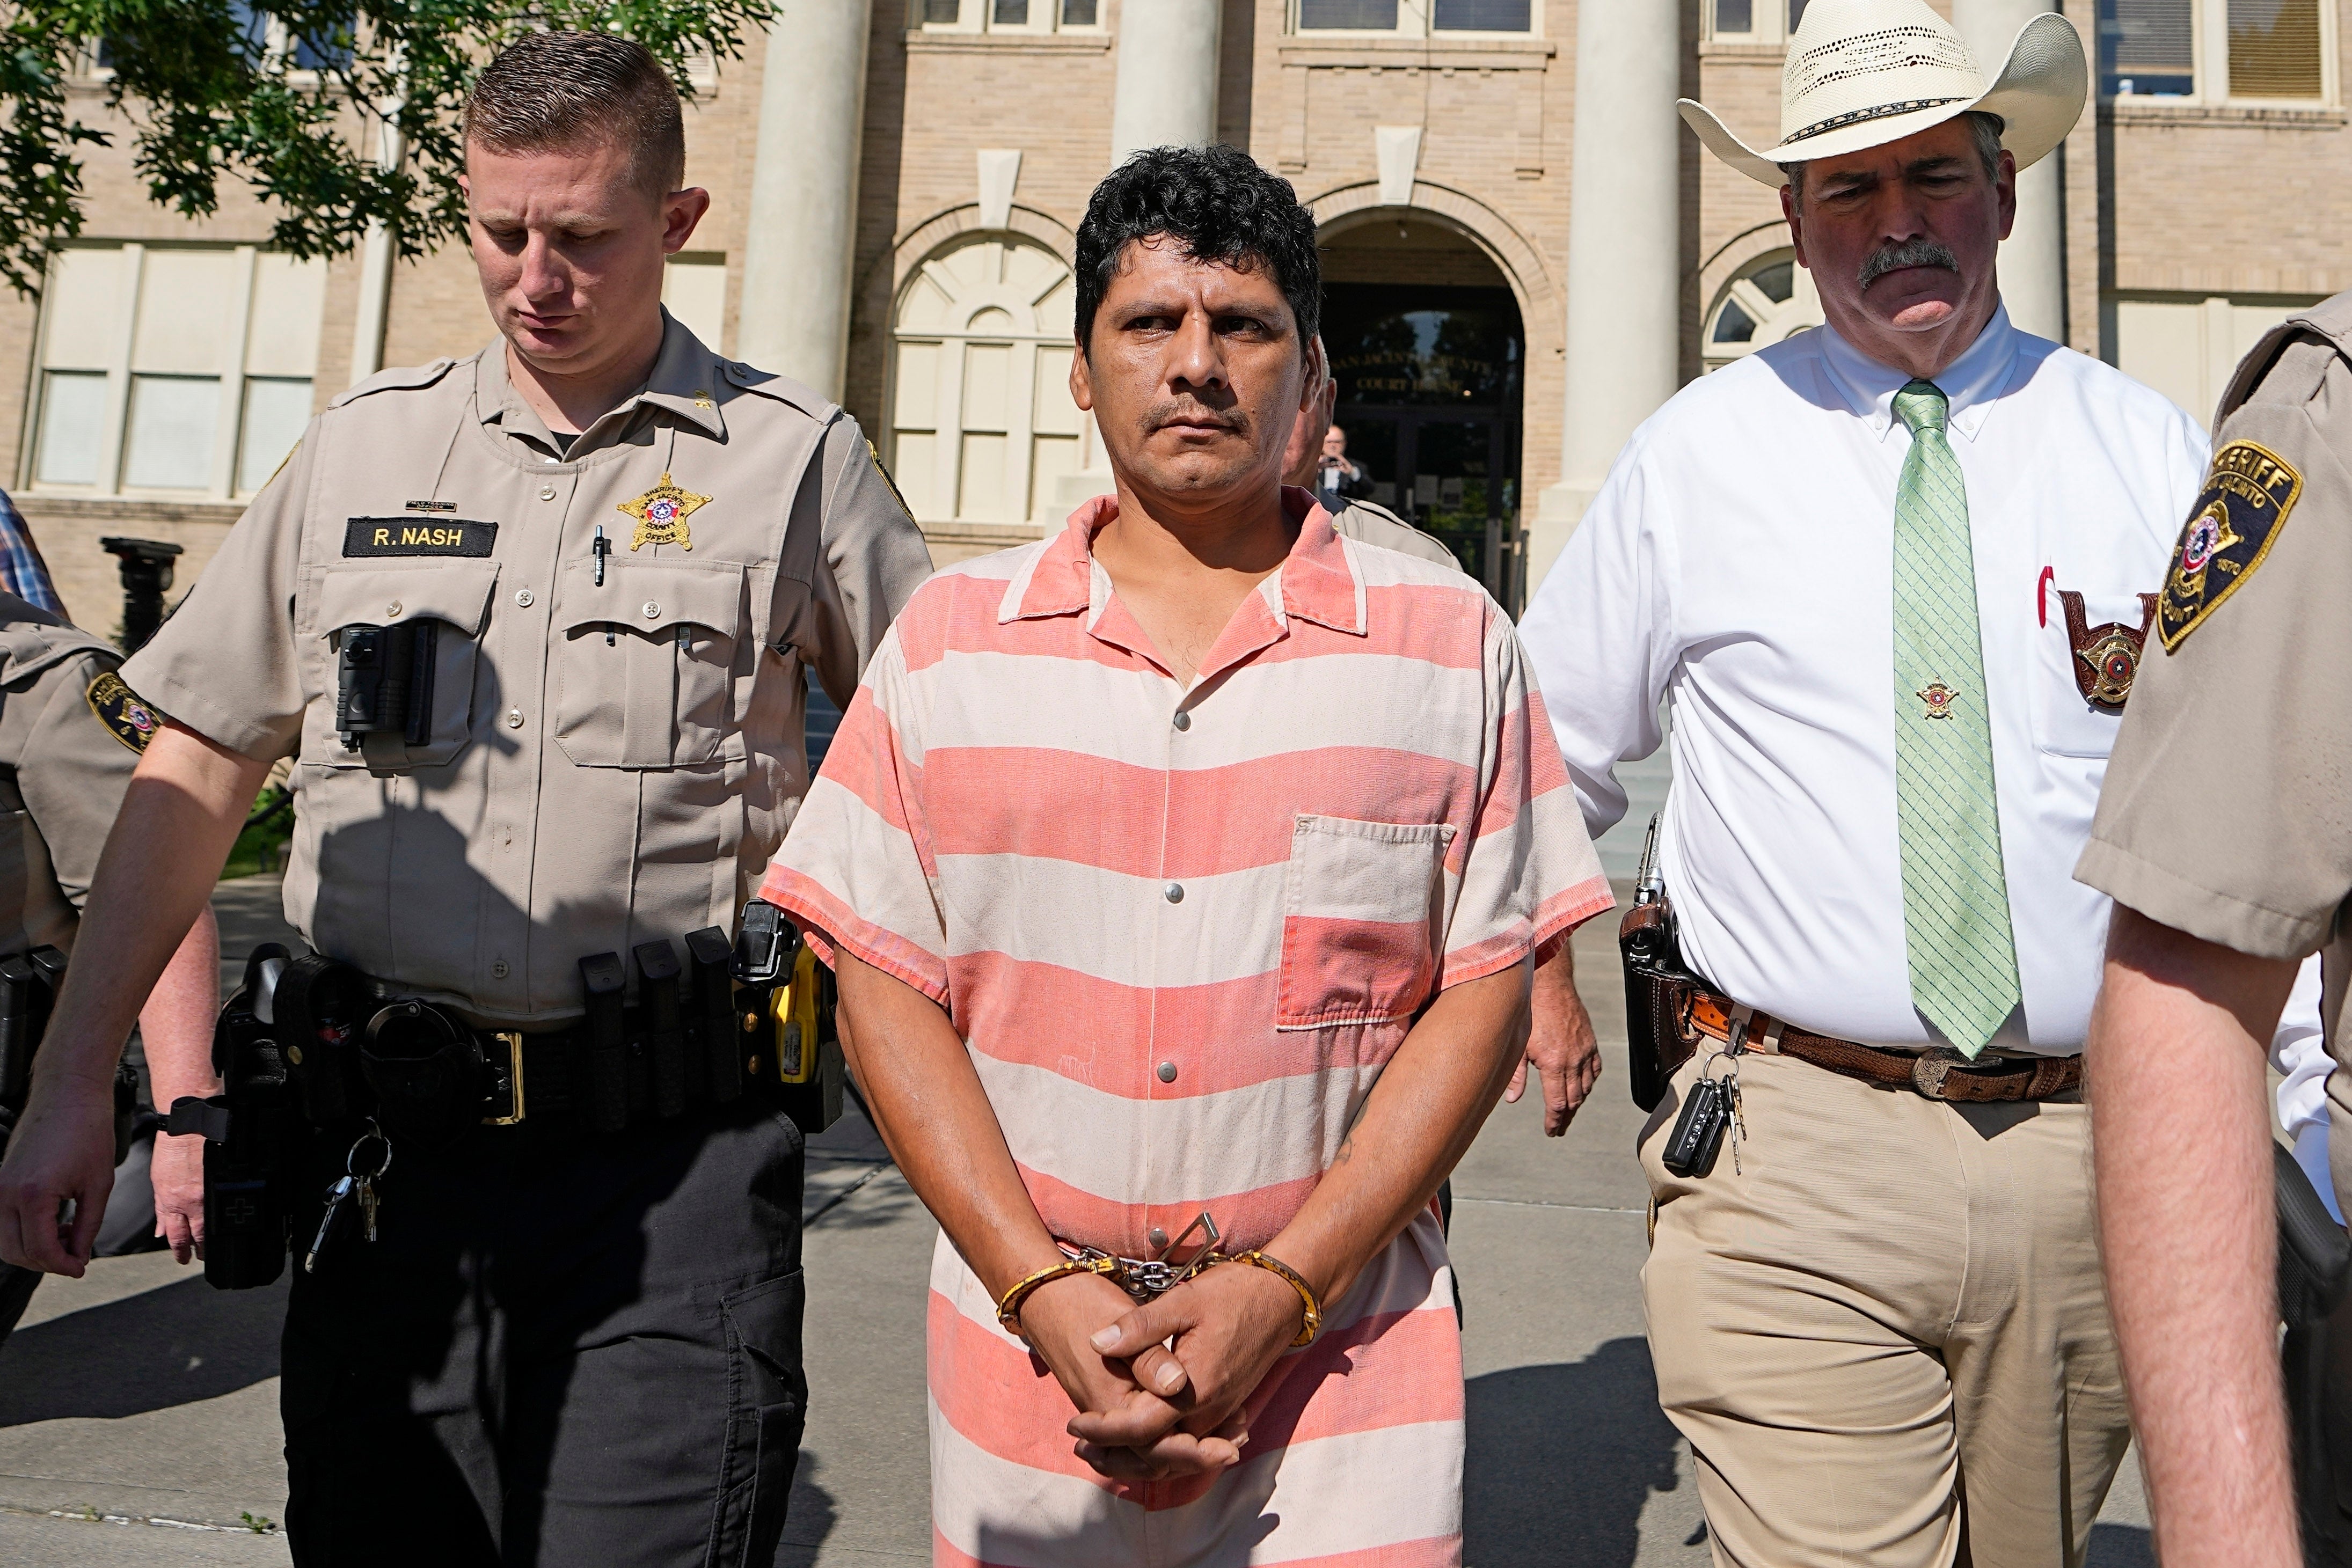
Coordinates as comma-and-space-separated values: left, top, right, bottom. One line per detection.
1164, 882, 1184, 904
384, 600, 403, 617
642, 601, 661, 620
491, 960, 510, 979
514, 588, 534, 608
1157, 1061, 1178, 1083
506, 708, 524, 729
539, 483, 557, 501
1172, 710, 1190, 731
1148, 1226, 1170, 1248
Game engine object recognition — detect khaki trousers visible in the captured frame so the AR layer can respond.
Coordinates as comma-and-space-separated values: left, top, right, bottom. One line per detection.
1639, 1046, 2128, 1568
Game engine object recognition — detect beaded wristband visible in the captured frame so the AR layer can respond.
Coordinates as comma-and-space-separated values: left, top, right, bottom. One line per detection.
1230, 1250, 1323, 1347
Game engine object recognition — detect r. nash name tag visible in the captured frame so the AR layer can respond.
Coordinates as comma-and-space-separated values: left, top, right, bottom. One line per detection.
344, 518, 498, 557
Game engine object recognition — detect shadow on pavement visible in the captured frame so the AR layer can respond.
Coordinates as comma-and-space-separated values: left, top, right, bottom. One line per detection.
776, 1448, 843, 1567
0, 1273, 287, 1426
1466, 1337, 1681, 1567
2087, 1522, 2153, 1566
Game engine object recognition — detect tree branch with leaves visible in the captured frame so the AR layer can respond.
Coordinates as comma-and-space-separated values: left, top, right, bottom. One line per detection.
0, 0, 772, 295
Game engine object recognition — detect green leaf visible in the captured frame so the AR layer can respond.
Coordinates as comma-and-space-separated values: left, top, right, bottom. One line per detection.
0, 0, 771, 292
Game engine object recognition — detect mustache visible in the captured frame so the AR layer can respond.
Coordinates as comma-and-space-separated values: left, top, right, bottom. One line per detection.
1144, 400, 1245, 435
1859, 237, 1961, 290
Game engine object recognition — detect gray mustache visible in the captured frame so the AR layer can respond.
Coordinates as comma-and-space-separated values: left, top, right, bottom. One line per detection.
1860, 238, 1961, 289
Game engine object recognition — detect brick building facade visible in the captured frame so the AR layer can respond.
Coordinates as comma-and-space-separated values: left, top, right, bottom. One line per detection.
13, 0, 2348, 637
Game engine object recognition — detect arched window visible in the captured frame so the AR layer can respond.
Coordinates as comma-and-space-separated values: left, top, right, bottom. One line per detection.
888, 235, 1084, 526
1703, 249, 1824, 371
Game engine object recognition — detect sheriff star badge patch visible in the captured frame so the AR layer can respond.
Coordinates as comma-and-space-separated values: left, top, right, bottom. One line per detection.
618, 473, 711, 552
2159, 441, 2302, 651
85, 669, 161, 753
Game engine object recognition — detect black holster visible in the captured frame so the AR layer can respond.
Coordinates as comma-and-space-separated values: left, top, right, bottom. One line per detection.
1619, 896, 1705, 1113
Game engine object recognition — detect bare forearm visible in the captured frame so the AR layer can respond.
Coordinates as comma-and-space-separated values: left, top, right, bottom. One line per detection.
834, 950, 1063, 1298
37, 725, 265, 1098
140, 907, 222, 1107
2091, 909, 2299, 1568
1269, 959, 1530, 1308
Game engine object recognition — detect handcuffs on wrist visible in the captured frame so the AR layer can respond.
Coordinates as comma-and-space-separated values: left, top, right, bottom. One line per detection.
994, 1212, 1323, 1349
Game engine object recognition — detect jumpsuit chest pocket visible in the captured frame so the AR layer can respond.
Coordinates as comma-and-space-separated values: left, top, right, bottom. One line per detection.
302, 561, 500, 772
553, 558, 748, 769
1276, 815, 1456, 1030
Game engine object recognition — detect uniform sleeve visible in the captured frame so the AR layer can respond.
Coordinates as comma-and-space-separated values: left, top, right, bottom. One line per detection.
1515, 441, 1680, 842
757, 625, 951, 1003
2076, 342, 2352, 959
15, 651, 140, 910
119, 428, 316, 762
804, 415, 934, 708
1437, 610, 1616, 988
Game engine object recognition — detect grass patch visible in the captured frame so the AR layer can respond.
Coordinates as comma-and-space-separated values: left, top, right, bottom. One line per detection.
220, 787, 294, 881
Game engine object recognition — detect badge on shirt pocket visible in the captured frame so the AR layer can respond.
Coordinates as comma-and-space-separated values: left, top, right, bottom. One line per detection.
2030, 569, 2156, 759
1275, 815, 1455, 1031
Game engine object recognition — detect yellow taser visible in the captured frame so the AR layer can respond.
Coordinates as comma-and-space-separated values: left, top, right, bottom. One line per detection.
768, 943, 826, 1083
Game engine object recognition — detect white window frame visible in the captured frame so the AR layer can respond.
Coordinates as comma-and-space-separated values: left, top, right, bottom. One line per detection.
1702, 0, 1805, 45
2106, 0, 2338, 105
1290, 0, 1540, 41
916, 0, 1106, 34
1703, 248, 1825, 371
23, 241, 322, 502
884, 234, 1089, 529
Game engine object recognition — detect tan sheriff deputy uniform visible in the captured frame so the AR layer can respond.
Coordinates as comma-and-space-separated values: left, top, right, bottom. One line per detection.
125, 313, 933, 1024
1325, 495, 1463, 571
2080, 287, 2352, 1207
116, 312, 932, 1565
0, 592, 155, 957
0, 589, 157, 1340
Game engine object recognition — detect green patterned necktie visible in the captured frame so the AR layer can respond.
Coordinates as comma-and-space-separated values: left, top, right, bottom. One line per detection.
1891, 379, 2021, 1059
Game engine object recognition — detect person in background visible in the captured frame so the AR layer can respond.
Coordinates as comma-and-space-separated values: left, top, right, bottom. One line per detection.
0, 492, 64, 616
1281, 338, 1458, 570
0, 588, 217, 1345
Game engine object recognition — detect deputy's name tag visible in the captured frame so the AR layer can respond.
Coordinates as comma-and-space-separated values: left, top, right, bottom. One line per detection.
344, 518, 498, 558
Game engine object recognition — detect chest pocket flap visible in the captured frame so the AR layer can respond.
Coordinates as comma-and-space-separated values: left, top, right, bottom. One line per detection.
304, 560, 501, 771
554, 558, 748, 769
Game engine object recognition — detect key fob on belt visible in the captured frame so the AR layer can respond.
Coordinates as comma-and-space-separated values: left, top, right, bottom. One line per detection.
1661, 1075, 1730, 1179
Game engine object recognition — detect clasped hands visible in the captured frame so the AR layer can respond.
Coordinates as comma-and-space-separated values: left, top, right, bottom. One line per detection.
1016, 1257, 1308, 1482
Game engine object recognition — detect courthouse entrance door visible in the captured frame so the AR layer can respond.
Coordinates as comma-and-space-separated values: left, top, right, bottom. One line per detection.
1321, 282, 1524, 605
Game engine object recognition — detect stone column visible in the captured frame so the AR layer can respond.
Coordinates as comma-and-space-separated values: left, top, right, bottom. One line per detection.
1529, 0, 1683, 592
1053, 0, 1224, 512
738, 0, 874, 399
1109, 0, 1222, 163
1952, 0, 2068, 340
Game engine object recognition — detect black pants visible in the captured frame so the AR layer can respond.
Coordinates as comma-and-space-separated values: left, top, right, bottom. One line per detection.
280, 1099, 806, 1567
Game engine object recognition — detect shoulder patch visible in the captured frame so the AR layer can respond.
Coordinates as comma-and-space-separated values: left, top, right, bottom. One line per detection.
865, 440, 916, 524
84, 669, 162, 754
2158, 439, 2303, 651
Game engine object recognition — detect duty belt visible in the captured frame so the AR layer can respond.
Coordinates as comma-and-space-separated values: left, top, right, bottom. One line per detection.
1683, 990, 2083, 1103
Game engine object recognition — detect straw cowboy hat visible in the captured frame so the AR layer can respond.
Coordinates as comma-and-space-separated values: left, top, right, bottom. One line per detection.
1678, 0, 2088, 187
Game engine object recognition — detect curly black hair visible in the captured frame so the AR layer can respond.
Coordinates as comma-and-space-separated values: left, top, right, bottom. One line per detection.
1073, 144, 1321, 359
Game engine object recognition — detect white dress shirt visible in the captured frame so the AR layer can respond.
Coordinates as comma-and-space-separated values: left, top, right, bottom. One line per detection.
1522, 305, 2211, 1053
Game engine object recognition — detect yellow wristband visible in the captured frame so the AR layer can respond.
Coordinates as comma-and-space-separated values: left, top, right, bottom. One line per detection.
995, 1255, 1121, 1335
1230, 1249, 1323, 1347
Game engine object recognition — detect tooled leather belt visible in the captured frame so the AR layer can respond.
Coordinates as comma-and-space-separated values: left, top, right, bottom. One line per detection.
1683, 991, 2083, 1103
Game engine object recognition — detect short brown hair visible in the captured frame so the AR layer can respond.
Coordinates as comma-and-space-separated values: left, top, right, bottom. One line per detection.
463, 31, 685, 195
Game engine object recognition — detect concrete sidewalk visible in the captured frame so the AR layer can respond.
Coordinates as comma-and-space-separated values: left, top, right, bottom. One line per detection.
0, 879, 2153, 1564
